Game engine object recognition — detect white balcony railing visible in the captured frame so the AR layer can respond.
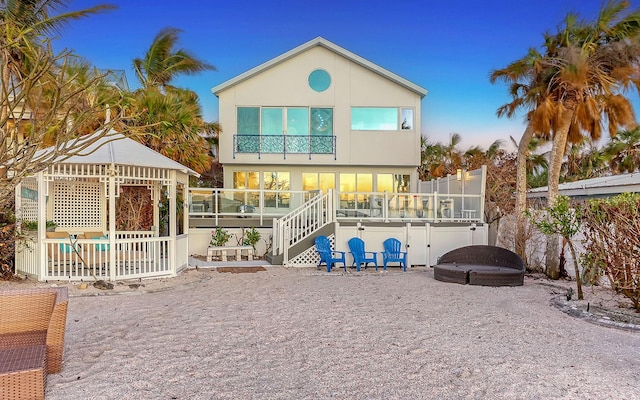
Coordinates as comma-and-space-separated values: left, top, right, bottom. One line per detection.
188, 188, 484, 224
188, 188, 318, 225
335, 192, 484, 223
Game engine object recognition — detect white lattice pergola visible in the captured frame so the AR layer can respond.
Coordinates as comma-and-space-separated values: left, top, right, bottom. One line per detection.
15, 131, 198, 282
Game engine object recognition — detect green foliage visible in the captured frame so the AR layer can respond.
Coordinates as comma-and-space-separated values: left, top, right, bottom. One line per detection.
210, 227, 232, 247
20, 220, 57, 231
242, 227, 261, 250
581, 193, 640, 310
127, 28, 216, 174
527, 195, 584, 299
21, 220, 38, 231
579, 252, 605, 285
0, 203, 16, 280
526, 195, 581, 239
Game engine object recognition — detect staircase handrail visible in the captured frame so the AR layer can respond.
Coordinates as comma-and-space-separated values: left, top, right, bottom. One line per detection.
272, 189, 334, 257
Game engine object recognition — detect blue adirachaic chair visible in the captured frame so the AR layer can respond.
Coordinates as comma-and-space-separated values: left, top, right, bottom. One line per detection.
382, 238, 408, 271
314, 235, 346, 272
347, 237, 378, 271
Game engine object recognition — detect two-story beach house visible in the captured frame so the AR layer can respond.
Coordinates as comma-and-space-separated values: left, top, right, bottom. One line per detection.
189, 37, 487, 267
214, 36, 425, 197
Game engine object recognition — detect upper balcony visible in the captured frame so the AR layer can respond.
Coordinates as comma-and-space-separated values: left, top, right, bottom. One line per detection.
233, 134, 336, 160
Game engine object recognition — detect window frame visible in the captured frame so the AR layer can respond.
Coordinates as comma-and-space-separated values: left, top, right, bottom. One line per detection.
237, 106, 333, 136
350, 107, 415, 131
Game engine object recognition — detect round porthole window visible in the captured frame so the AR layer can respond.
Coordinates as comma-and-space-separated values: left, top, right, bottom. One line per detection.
308, 69, 331, 92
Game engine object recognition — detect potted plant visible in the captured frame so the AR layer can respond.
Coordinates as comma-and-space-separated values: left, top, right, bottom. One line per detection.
242, 227, 261, 251
21, 220, 58, 232
45, 220, 58, 232
21, 220, 38, 232
210, 227, 232, 247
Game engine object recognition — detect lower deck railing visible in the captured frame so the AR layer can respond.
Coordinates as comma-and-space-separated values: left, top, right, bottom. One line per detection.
188, 188, 484, 224
335, 192, 484, 223
16, 234, 173, 281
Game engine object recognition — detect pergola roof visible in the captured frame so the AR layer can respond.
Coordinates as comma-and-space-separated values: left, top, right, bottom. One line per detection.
59, 130, 199, 176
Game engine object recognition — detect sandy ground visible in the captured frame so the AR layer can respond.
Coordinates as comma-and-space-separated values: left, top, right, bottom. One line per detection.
5, 266, 640, 399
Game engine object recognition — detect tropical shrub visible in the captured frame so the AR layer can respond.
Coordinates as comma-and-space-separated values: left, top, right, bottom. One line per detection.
241, 227, 261, 250
20, 220, 57, 231
0, 202, 16, 280
210, 227, 232, 247
526, 195, 584, 299
581, 193, 640, 311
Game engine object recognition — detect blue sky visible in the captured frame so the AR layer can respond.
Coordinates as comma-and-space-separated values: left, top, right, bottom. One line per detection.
55, 0, 627, 150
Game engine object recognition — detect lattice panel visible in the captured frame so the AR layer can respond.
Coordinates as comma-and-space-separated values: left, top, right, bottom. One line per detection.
19, 178, 38, 221
288, 234, 336, 267
53, 181, 102, 228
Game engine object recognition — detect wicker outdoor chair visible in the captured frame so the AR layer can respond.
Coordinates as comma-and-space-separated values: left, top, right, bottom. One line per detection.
434, 245, 524, 286
0, 286, 69, 397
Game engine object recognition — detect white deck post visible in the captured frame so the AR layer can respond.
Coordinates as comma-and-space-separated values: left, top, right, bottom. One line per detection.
425, 222, 432, 266
283, 226, 290, 267
169, 170, 177, 275
37, 171, 46, 280
480, 165, 487, 223
108, 164, 117, 281
405, 222, 411, 265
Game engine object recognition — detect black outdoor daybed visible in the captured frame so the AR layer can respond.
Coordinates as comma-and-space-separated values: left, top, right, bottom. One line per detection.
434, 245, 525, 286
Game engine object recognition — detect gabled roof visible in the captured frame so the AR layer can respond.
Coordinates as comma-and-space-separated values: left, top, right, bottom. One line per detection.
56, 130, 199, 176
528, 173, 640, 198
211, 36, 428, 97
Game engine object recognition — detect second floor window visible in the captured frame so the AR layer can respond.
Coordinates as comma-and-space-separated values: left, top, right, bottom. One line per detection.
236, 107, 334, 154
351, 107, 414, 131
237, 107, 333, 136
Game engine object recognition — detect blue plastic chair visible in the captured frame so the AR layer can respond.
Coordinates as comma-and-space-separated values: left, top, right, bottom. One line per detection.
347, 237, 378, 271
314, 236, 346, 272
382, 238, 408, 271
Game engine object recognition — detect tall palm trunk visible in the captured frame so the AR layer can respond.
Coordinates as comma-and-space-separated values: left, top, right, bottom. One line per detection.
515, 124, 535, 263
0, 57, 11, 123
545, 108, 573, 279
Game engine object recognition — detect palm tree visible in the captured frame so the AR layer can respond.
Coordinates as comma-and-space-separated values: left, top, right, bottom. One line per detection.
490, 44, 557, 264
130, 87, 213, 173
418, 137, 447, 180
128, 27, 218, 174
0, 0, 115, 121
0, 1, 136, 210
508, 136, 549, 185
442, 133, 464, 176
43, 59, 134, 141
603, 126, 640, 173
540, 2, 640, 277
464, 139, 504, 171
562, 140, 608, 181
492, 0, 640, 277
133, 27, 215, 90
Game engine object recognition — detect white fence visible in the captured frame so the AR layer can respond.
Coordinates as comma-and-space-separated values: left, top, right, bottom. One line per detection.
16, 234, 172, 281
283, 222, 488, 268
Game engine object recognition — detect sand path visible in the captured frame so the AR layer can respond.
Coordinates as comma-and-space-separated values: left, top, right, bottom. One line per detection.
43, 267, 640, 399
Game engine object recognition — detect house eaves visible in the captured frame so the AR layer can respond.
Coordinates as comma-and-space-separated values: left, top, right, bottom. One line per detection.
211, 36, 428, 98
527, 173, 640, 198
